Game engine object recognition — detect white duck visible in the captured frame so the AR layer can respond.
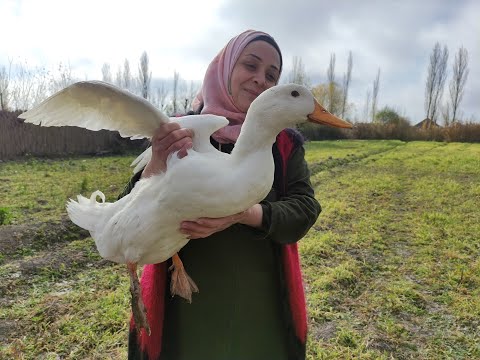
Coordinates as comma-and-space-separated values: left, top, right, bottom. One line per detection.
19, 81, 351, 334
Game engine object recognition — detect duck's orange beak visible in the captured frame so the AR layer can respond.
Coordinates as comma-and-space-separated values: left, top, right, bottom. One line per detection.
308, 100, 353, 128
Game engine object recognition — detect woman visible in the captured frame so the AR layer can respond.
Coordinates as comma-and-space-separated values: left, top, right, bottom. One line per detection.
121, 29, 321, 360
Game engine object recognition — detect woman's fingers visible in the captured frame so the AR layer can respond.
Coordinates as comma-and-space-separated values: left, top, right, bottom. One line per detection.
180, 212, 246, 239
144, 123, 193, 176
166, 137, 193, 158
180, 220, 220, 239
152, 123, 193, 152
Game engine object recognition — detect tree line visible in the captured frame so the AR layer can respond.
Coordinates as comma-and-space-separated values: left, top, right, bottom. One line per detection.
0, 52, 200, 116
288, 43, 471, 127
0, 43, 473, 128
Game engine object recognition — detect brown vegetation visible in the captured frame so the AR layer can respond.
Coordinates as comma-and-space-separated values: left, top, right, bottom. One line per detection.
1, 110, 479, 162
300, 121, 480, 143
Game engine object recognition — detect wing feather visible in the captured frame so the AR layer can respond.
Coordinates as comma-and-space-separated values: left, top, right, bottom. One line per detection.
18, 80, 169, 139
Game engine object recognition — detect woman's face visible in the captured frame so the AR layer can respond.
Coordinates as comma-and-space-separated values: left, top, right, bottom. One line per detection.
229, 41, 281, 112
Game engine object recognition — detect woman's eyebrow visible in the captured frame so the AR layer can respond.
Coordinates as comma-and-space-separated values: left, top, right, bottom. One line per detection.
245, 54, 280, 72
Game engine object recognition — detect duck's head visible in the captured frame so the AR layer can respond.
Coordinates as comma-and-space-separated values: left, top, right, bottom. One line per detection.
247, 83, 352, 133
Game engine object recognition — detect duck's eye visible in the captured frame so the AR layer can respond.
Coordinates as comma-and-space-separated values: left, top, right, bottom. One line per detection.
291, 90, 300, 97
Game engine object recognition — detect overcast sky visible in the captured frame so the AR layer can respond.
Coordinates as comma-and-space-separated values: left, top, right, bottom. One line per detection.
1, 0, 478, 123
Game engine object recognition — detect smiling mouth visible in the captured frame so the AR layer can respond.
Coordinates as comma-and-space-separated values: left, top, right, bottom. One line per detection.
245, 89, 260, 97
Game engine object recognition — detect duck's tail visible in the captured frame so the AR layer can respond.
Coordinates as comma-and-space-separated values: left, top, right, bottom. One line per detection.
66, 190, 107, 232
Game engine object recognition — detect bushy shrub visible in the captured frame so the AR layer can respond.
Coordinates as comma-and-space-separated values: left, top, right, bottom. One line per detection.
444, 122, 480, 143
299, 121, 480, 143
297, 123, 350, 141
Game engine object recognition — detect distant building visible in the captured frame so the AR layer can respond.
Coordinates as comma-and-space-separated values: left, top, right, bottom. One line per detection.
414, 118, 441, 128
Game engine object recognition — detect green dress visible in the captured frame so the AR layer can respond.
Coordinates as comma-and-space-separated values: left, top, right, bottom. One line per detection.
122, 138, 321, 360
161, 224, 289, 360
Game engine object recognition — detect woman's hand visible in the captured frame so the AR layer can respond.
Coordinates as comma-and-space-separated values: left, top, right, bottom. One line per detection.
142, 123, 194, 178
180, 204, 263, 239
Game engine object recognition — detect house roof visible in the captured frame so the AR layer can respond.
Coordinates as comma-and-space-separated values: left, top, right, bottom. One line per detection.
414, 118, 441, 128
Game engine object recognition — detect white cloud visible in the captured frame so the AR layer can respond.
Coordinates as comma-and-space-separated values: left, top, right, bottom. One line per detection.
1, 0, 478, 121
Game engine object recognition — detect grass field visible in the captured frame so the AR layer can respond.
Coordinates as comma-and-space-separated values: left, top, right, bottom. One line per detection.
1, 140, 479, 359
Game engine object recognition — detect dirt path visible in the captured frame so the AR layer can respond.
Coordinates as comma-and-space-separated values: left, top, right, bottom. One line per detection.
0, 218, 114, 347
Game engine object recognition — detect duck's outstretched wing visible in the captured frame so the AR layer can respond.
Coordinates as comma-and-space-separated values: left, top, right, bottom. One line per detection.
18, 81, 169, 139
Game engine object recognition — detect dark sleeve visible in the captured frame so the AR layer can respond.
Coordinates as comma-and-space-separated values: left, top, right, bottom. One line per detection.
118, 170, 143, 200
259, 145, 321, 244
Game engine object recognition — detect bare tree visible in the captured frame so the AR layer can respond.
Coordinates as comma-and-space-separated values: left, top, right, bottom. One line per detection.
10, 60, 38, 110
363, 89, 371, 122
114, 66, 122, 87
327, 53, 336, 113
341, 51, 353, 118
123, 59, 132, 92
31, 66, 50, 107
424, 42, 449, 121
424, 43, 441, 120
440, 102, 451, 126
101, 63, 112, 83
371, 68, 380, 122
138, 51, 152, 100
153, 81, 169, 111
5, 60, 51, 110
449, 46, 469, 123
50, 62, 73, 93
179, 80, 199, 113
188, 81, 200, 110
0, 62, 12, 110
172, 71, 180, 115
430, 48, 448, 122
4, 60, 71, 110
288, 56, 310, 87
10, 63, 30, 110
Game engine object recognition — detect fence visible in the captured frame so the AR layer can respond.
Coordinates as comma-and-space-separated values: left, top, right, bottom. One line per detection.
0, 110, 146, 160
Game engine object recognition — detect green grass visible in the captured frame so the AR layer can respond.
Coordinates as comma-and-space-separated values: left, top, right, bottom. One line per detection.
303, 141, 480, 359
0, 155, 135, 224
0, 238, 130, 359
1, 141, 479, 359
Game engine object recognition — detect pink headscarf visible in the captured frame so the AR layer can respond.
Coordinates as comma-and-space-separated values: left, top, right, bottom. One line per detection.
192, 29, 282, 144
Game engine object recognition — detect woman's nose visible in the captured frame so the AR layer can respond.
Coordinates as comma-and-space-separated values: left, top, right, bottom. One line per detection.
253, 72, 266, 87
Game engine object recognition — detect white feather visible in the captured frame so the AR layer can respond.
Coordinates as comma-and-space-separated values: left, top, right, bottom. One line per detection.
19, 80, 169, 139
130, 114, 228, 174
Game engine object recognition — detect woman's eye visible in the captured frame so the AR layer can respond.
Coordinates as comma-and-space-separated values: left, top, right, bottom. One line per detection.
267, 74, 277, 82
245, 63, 256, 70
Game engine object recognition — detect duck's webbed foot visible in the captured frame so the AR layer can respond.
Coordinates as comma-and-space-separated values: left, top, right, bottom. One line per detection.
169, 253, 199, 303
127, 262, 151, 336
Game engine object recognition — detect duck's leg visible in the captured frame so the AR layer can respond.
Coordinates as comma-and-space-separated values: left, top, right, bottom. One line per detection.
169, 253, 199, 302
127, 262, 151, 335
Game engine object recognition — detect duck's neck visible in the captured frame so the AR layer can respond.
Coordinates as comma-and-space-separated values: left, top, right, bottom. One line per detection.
231, 116, 280, 160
